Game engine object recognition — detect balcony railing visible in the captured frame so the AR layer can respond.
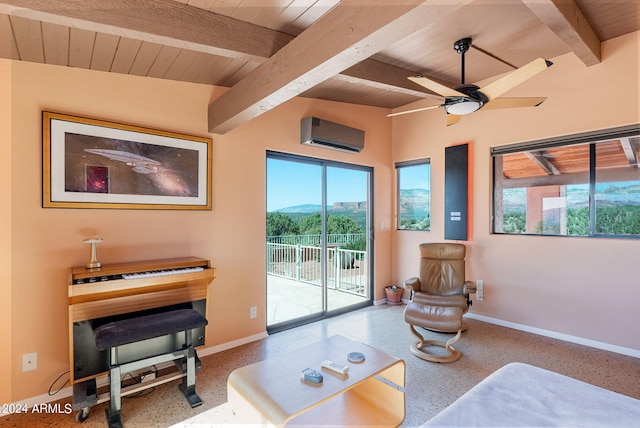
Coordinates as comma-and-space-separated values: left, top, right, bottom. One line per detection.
266, 237, 368, 298
267, 233, 365, 246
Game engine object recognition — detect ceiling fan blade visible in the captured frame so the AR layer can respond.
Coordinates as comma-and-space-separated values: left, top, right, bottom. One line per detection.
386, 104, 441, 117
446, 114, 461, 126
483, 97, 547, 110
408, 76, 467, 98
480, 58, 553, 101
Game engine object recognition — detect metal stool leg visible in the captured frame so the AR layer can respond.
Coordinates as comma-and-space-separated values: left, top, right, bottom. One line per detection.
107, 347, 123, 428
179, 330, 202, 408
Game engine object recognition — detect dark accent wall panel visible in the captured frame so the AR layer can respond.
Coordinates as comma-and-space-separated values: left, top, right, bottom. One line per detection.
445, 144, 469, 240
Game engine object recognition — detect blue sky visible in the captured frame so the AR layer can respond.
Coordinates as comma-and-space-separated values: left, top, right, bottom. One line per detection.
399, 163, 430, 191
267, 158, 368, 212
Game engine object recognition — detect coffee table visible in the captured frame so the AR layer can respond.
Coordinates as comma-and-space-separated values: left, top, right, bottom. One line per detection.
227, 335, 405, 427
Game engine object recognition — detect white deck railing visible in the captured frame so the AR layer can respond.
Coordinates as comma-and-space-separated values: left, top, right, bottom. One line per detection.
266, 242, 368, 298
267, 233, 365, 246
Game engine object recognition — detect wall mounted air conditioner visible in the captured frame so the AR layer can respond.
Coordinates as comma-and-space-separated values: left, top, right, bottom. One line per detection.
300, 117, 365, 153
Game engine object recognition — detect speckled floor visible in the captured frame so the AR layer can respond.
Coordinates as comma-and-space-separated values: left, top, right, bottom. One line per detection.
2, 304, 639, 427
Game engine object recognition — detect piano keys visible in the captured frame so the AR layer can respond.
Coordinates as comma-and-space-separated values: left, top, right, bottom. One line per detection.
68, 257, 216, 384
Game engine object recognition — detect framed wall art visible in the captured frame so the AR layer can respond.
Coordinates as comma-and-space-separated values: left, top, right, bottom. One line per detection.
43, 111, 212, 210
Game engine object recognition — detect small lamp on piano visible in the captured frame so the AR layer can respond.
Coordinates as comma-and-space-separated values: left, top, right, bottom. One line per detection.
83, 238, 103, 269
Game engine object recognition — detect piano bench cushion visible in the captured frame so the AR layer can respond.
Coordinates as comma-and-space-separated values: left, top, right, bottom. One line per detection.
94, 309, 208, 351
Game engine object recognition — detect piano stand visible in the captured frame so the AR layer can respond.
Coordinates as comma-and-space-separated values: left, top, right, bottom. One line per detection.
93, 309, 208, 428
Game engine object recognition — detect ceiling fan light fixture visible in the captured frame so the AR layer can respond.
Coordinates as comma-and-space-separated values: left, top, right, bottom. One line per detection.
400, 38, 551, 123
445, 99, 482, 115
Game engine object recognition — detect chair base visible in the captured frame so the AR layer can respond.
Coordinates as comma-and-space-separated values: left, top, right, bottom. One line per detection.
418, 320, 469, 334
408, 325, 462, 363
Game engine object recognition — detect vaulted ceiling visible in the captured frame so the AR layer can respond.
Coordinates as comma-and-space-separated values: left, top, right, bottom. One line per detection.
1, 0, 638, 134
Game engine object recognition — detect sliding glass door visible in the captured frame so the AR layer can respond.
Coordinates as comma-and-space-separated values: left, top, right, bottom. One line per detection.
325, 165, 371, 312
266, 152, 372, 332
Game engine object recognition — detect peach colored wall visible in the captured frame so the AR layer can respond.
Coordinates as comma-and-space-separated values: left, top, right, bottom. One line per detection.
1, 60, 13, 405
2, 60, 392, 402
392, 32, 640, 350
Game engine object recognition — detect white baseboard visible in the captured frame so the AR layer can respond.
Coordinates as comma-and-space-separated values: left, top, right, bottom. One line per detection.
465, 312, 640, 359
2, 332, 270, 417
197, 332, 269, 358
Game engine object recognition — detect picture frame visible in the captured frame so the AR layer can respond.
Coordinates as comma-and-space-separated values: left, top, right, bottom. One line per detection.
43, 111, 212, 210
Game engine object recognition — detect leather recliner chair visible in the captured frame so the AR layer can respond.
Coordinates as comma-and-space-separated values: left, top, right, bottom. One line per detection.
403, 243, 476, 362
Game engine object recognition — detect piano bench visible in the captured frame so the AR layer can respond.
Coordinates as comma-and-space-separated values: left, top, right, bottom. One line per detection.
93, 309, 208, 428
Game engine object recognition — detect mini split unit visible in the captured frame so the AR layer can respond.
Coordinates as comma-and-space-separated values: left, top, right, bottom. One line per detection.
300, 117, 365, 153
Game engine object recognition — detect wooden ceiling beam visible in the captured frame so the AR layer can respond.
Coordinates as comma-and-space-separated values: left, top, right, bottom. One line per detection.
525, 151, 561, 176
0, 0, 436, 108
522, 0, 601, 66
0, 0, 293, 63
620, 138, 639, 168
208, 0, 473, 134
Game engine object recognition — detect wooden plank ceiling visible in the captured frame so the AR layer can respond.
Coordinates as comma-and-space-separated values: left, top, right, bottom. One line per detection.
502, 137, 640, 186
0, 0, 638, 134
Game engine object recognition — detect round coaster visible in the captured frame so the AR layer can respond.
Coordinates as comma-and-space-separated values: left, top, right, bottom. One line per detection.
347, 352, 365, 363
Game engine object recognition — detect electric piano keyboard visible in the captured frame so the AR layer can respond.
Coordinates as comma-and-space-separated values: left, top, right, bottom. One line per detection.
122, 266, 204, 280
68, 257, 216, 384
72, 266, 206, 283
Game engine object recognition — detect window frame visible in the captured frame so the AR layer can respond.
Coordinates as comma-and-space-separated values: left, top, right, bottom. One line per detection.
491, 124, 640, 239
396, 158, 431, 231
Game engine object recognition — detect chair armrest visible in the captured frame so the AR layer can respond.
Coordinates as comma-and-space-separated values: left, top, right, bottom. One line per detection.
463, 280, 476, 295
404, 277, 420, 291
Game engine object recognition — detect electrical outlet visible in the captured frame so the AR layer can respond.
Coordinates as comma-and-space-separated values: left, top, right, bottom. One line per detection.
476, 280, 484, 301
22, 352, 37, 372
250, 306, 257, 319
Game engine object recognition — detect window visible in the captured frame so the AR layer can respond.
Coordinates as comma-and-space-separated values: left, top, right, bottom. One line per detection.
492, 125, 640, 238
396, 159, 430, 230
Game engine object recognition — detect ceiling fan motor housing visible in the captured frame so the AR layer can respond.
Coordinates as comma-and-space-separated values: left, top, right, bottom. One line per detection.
445, 84, 489, 115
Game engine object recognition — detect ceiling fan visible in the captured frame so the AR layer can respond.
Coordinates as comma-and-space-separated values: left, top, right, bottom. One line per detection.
388, 37, 553, 125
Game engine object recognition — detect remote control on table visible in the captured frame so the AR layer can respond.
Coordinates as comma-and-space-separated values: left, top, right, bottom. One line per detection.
321, 360, 349, 375
301, 368, 323, 384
